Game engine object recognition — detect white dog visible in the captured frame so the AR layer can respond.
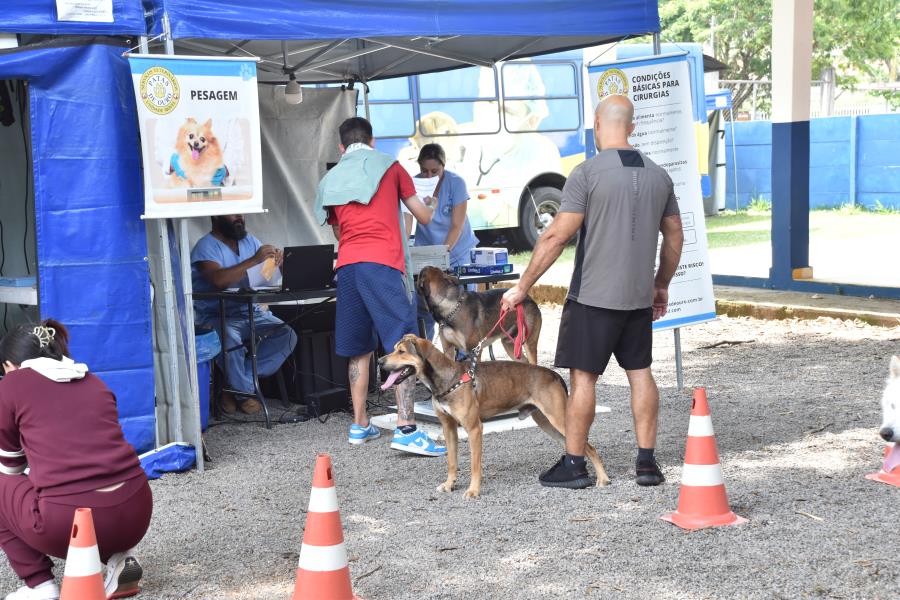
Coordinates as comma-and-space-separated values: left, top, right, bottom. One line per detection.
878, 356, 900, 472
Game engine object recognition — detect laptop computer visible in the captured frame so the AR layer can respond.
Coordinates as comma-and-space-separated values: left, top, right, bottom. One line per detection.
281, 244, 336, 292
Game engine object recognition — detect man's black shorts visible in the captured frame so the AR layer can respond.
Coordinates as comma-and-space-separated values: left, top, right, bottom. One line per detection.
554, 300, 652, 375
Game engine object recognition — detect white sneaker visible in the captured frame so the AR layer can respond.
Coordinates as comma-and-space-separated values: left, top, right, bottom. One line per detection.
104, 551, 143, 599
4, 581, 59, 600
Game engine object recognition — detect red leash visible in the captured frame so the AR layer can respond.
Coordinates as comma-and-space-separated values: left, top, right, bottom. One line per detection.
483, 305, 529, 359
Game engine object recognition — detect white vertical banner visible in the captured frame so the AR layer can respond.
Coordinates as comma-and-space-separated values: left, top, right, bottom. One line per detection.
127, 55, 264, 219
588, 53, 716, 331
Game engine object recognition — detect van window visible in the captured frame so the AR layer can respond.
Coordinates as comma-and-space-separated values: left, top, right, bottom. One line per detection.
417, 66, 501, 135
356, 78, 415, 138
501, 62, 580, 133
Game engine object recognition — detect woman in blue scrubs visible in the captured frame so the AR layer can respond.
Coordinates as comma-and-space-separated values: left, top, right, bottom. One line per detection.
414, 143, 479, 340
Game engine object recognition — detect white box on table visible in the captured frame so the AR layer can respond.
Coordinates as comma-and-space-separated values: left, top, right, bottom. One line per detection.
409, 245, 450, 275
470, 247, 509, 266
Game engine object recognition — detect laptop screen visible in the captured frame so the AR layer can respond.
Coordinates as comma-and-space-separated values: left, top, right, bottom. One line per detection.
282, 245, 335, 291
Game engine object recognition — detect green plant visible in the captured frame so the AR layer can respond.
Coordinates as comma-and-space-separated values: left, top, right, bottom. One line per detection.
828, 202, 869, 215
746, 197, 771, 213
872, 200, 900, 215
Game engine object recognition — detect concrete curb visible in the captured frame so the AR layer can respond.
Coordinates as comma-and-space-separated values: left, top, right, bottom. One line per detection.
494, 282, 900, 328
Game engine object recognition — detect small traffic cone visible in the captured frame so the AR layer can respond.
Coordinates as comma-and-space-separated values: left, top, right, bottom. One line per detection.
60, 508, 107, 600
864, 444, 900, 488
661, 388, 747, 530
291, 454, 360, 600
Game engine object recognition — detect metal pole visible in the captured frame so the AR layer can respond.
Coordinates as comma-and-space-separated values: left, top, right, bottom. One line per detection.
751, 83, 758, 121
162, 12, 203, 471
178, 219, 203, 471
674, 328, 684, 390
650, 32, 683, 389
139, 34, 164, 452
730, 116, 739, 211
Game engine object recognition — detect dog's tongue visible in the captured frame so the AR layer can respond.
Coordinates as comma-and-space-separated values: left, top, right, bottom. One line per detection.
884, 443, 900, 473
380, 370, 403, 391
191, 149, 200, 160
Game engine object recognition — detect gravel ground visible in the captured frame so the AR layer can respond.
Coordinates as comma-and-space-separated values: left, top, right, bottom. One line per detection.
3, 309, 898, 599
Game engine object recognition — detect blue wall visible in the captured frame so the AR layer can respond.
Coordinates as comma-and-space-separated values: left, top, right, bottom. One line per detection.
724, 114, 900, 210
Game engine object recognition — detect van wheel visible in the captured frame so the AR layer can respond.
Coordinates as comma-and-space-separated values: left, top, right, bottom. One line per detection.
517, 186, 562, 250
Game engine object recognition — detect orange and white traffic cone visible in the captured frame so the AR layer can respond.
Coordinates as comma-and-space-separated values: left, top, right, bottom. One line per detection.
291, 454, 360, 600
60, 508, 107, 600
865, 444, 900, 488
661, 388, 747, 530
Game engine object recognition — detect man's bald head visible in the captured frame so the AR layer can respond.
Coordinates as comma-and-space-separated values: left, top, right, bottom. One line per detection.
595, 94, 634, 127
593, 94, 635, 150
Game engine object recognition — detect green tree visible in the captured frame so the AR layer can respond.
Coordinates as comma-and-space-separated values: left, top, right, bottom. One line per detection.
655, 0, 899, 112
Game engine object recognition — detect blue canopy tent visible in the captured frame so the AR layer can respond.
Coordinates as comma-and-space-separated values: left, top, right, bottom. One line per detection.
143, 1, 660, 84
4, 1, 146, 36
0, 36, 156, 453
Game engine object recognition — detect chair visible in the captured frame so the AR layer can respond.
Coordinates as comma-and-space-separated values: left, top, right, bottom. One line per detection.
210, 339, 290, 429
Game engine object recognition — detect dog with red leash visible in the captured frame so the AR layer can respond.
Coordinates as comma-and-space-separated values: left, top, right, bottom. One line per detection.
417, 266, 542, 364
380, 334, 609, 497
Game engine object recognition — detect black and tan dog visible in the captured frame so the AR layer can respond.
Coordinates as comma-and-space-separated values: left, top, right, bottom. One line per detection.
417, 266, 542, 364
379, 334, 609, 497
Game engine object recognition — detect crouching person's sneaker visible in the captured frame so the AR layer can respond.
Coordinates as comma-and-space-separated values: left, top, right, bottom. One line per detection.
104, 551, 142, 599
5, 581, 59, 600
539, 455, 595, 489
390, 428, 446, 456
348, 423, 381, 445
636, 458, 665, 487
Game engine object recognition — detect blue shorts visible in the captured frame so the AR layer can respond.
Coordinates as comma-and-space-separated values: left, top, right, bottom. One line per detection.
335, 262, 417, 357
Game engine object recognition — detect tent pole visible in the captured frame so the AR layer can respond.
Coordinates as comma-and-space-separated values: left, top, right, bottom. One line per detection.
137, 42, 183, 452
161, 11, 204, 472
651, 32, 683, 389
139, 35, 164, 452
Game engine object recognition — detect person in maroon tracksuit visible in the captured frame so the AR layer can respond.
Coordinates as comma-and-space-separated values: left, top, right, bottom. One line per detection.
0, 320, 152, 600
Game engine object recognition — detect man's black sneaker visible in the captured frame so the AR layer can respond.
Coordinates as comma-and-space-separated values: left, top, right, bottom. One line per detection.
636, 459, 665, 486
539, 455, 595, 489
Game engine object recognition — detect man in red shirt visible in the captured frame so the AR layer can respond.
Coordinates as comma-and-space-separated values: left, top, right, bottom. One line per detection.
324, 117, 445, 456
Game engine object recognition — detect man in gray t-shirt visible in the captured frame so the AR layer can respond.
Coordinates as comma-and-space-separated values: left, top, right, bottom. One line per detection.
502, 95, 684, 490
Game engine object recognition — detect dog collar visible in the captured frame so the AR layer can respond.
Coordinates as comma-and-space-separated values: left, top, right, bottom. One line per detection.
437, 297, 464, 328
432, 365, 476, 400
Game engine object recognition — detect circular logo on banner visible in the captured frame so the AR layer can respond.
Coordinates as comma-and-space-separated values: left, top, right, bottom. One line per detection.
597, 68, 629, 98
139, 67, 180, 115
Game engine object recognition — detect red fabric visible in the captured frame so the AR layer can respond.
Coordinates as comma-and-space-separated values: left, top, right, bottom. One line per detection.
0, 369, 145, 498
328, 162, 415, 273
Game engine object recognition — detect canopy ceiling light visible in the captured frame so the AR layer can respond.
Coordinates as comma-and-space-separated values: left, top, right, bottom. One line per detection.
283, 73, 302, 104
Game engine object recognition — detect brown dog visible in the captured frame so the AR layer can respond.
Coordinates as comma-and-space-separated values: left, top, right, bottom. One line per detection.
168, 118, 225, 188
417, 266, 542, 364
379, 335, 609, 498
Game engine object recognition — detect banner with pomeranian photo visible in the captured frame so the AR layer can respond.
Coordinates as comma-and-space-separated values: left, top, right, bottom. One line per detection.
127, 55, 263, 219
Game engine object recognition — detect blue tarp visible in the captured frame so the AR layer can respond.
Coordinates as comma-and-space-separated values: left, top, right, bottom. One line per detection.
146, 0, 659, 40
0, 39, 156, 452
2, 1, 146, 36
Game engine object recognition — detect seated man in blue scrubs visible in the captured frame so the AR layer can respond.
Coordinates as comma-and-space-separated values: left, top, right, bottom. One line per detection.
191, 214, 298, 414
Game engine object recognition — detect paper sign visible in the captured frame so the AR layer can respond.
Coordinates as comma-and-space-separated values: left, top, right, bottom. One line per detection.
56, 0, 113, 22
414, 175, 440, 200
247, 262, 282, 289
127, 55, 263, 219
589, 54, 716, 331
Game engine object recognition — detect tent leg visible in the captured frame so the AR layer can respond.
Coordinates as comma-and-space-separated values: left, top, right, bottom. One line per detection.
158, 221, 184, 444
178, 219, 204, 472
